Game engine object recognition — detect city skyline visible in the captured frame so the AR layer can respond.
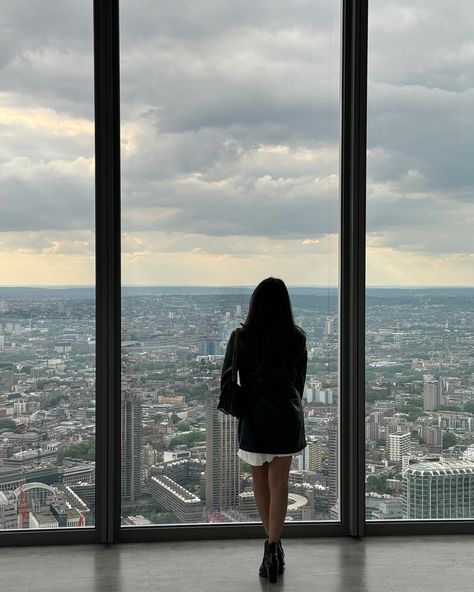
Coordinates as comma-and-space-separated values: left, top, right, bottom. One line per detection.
3, 285, 474, 529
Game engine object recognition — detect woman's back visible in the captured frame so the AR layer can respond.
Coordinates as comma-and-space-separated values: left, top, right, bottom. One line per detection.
236, 324, 307, 401
220, 277, 308, 454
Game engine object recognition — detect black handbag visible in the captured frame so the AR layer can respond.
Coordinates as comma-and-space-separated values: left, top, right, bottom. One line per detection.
217, 329, 248, 418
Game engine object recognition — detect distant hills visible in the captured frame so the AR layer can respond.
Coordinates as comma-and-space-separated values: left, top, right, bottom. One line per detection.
0, 285, 472, 298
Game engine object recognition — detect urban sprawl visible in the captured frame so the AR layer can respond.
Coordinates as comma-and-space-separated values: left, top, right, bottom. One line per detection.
1, 287, 474, 529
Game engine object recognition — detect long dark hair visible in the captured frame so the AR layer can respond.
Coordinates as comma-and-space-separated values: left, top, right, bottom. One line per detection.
243, 277, 304, 362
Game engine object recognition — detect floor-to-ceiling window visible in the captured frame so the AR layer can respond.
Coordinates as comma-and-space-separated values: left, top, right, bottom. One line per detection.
119, 0, 342, 527
5, 0, 472, 543
0, 1, 95, 530
365, 0, 474, 521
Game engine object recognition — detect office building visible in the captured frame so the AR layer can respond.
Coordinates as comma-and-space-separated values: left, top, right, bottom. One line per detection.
403, 460, 474, 519
297, 440, 322, 471
149, 475, 204, 523
205, 393, 240, 510
121, 389, 142, 503
388, 432, 411, 462
420, 425, 442, 450
423, 375, 440, 411
328, 421, 339, 514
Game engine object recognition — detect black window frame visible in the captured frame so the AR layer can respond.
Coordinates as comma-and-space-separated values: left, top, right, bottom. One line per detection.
2, 0, 472, 548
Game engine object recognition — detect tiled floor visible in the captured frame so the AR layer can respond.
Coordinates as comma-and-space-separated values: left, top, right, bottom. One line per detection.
1, 534, 473, 591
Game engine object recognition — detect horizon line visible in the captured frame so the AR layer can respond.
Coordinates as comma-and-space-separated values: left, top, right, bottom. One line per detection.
1, 284, 474, 289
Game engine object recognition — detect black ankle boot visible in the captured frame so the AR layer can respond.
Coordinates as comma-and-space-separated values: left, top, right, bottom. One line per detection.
263, 540, 279, 583
260, 538, 285, 578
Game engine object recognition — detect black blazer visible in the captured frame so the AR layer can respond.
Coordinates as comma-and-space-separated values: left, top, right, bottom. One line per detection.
220, 325, 308, 454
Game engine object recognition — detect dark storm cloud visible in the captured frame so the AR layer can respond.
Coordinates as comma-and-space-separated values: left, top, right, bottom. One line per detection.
121, 174, 337, 239
0, 160, 94, 232
366, 189, 474, 254
120, 2, 340, 142
119, 0, 473, 254
363, 0, 474, 254
118, 0, 341, 240
368, 2, 474, 93
0, 1, 94, 118
120, 0, 337, 46
1, 0, 473, 261
145, 89, 337, 142
367, 85, 474, 192
0, 0, 94, 233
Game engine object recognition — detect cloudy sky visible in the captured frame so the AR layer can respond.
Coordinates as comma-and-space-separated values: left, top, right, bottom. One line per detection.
0, 0, 472, 286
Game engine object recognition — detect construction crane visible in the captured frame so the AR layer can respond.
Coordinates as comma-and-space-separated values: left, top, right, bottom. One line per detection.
444, 339, 454, 365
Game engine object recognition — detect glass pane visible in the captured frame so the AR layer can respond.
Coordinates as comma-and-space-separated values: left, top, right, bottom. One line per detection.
120, 0, 341, 526
366, 0, 474, 520
0, 2, 95, 530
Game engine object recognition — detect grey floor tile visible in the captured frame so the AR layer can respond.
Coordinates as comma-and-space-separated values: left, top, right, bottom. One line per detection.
0, 535, 472, 592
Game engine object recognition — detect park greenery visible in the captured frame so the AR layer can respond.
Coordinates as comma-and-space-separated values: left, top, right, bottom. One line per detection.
64, 441, 95, 461
442, 431, 457, 449
366, 474, 394, 495
167, 429, 206, 449
0, 418, 20, 433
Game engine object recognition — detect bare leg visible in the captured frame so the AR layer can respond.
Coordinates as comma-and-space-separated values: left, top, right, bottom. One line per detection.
268, 456, 292, 543
251, 462, 270, 536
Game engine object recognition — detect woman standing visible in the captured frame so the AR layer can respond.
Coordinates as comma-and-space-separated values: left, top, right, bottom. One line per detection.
220, 277, 308, 583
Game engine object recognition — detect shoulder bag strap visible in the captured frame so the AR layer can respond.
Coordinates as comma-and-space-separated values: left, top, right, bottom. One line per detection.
231, 328, 240, 382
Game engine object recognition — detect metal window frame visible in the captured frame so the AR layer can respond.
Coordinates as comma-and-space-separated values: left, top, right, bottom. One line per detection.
116, 0, 356, 543
340, 0, 368, 539
0, 0, 122, 549
3, 0, 471, 549
0, 0, 368, 548
94, 0, 122, 546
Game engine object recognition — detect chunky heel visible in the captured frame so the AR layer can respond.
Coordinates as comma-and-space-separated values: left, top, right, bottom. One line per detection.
263, 540, 279, 583
277, 539, 285, 574
267, 560, 278, 583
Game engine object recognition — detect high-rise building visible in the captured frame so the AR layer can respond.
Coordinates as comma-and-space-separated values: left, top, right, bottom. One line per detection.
205, 393, 240, 510
198, 337, 220, 356
297, 440, 322, 471
403, 459, 474, 519
388, 432, 411, 461
328, 422, 338, 512
324, 318, 333, 335
238, 491, 259, 520
420, 425, 442, 450
423, 375, 440, 411
121, 389, 142, 503
365, 416, 380, 442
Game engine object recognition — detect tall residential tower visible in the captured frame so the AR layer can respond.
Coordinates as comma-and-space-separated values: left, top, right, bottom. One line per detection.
205, 393, 240, 511
121, 389, 143, 503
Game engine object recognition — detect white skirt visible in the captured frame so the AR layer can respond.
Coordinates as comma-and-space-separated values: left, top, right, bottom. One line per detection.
237, 447, 306, 467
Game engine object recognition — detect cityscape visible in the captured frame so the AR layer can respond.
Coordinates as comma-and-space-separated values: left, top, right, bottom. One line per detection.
1, 285, 474, 530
